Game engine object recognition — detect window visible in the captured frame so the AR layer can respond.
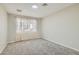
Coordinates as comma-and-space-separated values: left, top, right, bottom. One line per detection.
16, 17, 37, 33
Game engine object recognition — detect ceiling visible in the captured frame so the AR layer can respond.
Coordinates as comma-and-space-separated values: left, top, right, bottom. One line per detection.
2, 3, 74, 18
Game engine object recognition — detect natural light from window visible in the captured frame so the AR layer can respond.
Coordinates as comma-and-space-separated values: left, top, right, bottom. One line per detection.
16, 17, 37, 33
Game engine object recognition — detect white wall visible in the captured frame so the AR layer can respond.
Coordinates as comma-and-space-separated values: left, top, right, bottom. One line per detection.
42, 4, 79, 51
8, 14, 41, 43
0, 5, 8, 53
7, 14, 16, 43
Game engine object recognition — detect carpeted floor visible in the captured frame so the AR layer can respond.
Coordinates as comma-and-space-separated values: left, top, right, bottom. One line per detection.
1, 39, 79, 55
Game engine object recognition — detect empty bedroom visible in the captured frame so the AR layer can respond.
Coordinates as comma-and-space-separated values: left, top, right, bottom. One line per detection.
0, 3, 79, 55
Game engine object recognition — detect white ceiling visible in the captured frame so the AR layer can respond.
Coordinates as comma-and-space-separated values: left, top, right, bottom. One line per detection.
2, 3, 74, 18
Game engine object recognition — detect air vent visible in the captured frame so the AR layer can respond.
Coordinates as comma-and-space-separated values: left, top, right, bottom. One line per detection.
17, 9, 22, 12
42, 3, 48, 6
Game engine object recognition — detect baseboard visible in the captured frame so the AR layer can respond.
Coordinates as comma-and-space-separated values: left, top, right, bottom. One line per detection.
8, 38, 41, 44
42, 38, 79, 52
0, 44, 7, 54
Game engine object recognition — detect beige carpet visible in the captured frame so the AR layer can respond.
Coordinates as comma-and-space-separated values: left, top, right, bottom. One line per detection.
1, 39, 79, 55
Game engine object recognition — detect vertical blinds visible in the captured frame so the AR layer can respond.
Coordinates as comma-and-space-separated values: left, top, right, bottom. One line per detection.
16, 17, 37, 33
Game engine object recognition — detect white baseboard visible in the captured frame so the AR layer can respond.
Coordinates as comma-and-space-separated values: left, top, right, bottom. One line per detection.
42, 38, 79, 52
0, 44, 7, 54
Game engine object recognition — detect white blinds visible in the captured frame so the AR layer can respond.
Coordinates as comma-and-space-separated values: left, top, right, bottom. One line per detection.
16, 17, 37, 33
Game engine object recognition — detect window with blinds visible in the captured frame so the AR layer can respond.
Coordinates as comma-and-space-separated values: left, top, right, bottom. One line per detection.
16, 17, 37, 33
